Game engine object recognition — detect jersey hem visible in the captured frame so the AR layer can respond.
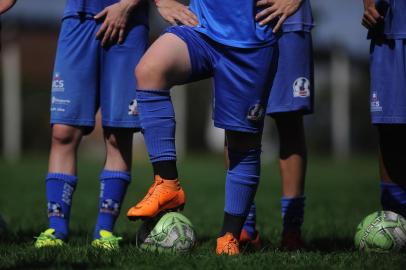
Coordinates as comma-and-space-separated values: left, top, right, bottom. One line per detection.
193, 28, 277, 48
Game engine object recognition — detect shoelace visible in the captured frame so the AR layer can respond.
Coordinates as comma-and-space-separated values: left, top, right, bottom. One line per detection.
35, 232, 56, 241
99, 235, 122, 247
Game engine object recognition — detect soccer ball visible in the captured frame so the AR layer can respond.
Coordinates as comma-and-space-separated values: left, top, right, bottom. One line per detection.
354, 211, 406, 252
136, 212, 196, 253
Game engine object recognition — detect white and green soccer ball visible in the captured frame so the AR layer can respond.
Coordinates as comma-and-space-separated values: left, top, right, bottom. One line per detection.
355, 211, 406, 252
136, 212, 196, 253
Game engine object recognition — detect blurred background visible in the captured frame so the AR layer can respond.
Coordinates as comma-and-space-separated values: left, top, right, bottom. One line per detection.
0, 0, 376, 163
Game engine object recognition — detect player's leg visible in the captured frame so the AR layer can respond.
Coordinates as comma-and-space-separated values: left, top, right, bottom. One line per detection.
378, 125, 406, 218
215, 42, 277, 255
224, 138, 262, 249
274, 112, 307, 249
266, 31, 313, 250
92, 24, 148, 249
127, 26, 213, 220
217, 131, 263, 255
35, 17, 99, 248
369, 38, 406, 219
92, 128, 133, 249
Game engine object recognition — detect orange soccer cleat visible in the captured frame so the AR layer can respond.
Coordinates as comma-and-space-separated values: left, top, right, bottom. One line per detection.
127, 175, 185, 220
216, 232, 240, 256
239, 228, 262, 250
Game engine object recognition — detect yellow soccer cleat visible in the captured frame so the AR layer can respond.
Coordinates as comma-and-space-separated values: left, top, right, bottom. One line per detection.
92, 230, 122, 251
34, 228, 64, 248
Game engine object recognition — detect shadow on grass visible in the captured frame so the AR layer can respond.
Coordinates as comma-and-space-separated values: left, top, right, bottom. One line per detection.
305, 237, 354, 252
189, 234, 354, 253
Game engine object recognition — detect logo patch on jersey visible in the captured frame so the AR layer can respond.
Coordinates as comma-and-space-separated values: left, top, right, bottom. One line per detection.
371, 91, 383, 112
100, 199, 120, 216
247, 104, 264, 122
52, 72, 65, 92
128, 99, 138, 116
293, 77, 311, 98
48, 202, 64, 218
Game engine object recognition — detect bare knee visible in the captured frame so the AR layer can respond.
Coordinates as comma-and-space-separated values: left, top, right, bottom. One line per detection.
51, 125, 82, 146
135, 58, 168, 90
104, 128, 133, 153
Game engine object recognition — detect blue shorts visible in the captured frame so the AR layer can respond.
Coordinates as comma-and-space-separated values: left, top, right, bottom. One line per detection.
166, 26, 277, 133
267, 31, 314, 116
50, 16, 148, 132
370, 39, 406, 124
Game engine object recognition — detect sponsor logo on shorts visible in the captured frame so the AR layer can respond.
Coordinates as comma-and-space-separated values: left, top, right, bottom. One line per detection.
51, 96, 71, 113
247, 104, 264, 122
293, 77, 311, 98
371, 91, 383, 112
100, 199, 120, 216
52, 72, 65, 92
51, 96, 71, 105
128, 99, 138, 116
47, 202, 64, 218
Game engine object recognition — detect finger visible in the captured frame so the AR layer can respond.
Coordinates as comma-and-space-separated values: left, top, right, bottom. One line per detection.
362, 17, 372, 29
94, 8, 108, 20
259, 10, 281, 25
256, 6, 277, 20
179, 12, 196, 26
96, 21, 109, 40
109, 27, 118, 43
369, 7, 383, 20
183, 9, 198, 25
273, 14, 287, 33
256, 0, 274, 7
167, 16, 177, 26
365, 12, 377, 25
188, 10, 199, 23
101, 26, 113, 46
118, 29, 125, 44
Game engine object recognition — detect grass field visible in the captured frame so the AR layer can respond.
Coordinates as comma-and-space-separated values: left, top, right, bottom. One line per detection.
0, 154, 405, 269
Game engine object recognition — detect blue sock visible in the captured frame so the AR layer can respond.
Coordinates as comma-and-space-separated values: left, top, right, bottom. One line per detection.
46, 173, 77, 240
136, 90, 176, 163
281, 196, 305, 233
243, 202, 257, 238
224, 148, 261, 217
94, 170, 131, 239
381, 181, 406, 218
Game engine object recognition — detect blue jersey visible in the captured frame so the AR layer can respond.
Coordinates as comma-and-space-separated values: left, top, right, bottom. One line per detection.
189, 0, 276, 48
384, 0, 406, 39
63, 0, 148, 25
282, 0, 314, 33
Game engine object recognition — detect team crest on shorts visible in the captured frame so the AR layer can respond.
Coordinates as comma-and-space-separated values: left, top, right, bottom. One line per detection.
52, 72, 65, 92
371, 91, 383, 112
293, 77, 311, 98
128, 99, 138, 116
247, 104, 264, 122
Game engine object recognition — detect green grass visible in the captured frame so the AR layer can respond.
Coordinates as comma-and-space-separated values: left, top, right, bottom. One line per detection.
0, 154, 405, 269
